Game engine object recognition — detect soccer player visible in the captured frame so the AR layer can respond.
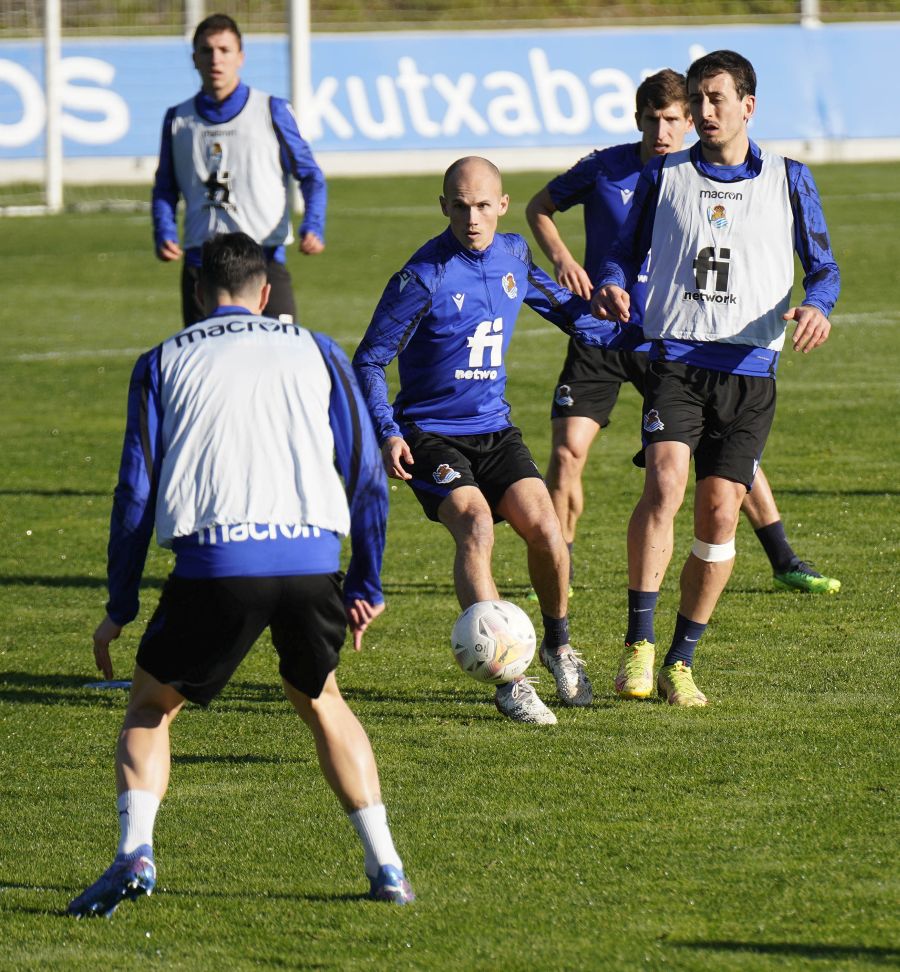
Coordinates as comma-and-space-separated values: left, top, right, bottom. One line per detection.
68, 233, 413, 917
152, 13, 326, 326
526, 68, 840, 602
353, 157, 617, 725
593, 51, 840, 706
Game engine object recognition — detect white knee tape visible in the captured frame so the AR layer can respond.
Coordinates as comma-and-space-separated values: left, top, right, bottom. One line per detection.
691, 537, 736, 562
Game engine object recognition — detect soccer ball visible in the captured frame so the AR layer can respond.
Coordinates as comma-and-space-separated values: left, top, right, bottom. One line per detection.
450, 600, 536, 685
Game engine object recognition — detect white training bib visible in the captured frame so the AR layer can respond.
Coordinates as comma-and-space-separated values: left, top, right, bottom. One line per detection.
644, 148, 794, 351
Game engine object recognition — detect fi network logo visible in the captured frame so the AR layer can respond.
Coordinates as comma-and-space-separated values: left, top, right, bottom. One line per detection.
692, 246, 731, 292
466, 317, 503, 367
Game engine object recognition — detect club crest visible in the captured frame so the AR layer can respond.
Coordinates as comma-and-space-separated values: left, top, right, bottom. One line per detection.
554, 384, 574, 407
501, 273, 518, 299
643, 409, 665, 432
707, 204, 728, 229
433, 463, 462, 485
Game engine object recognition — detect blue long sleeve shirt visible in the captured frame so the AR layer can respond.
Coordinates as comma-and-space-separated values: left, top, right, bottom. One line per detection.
352, 228, 621, 442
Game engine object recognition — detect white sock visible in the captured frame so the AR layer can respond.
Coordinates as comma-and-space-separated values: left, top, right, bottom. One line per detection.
116, 789, 160, 856
348, 803, 403, 878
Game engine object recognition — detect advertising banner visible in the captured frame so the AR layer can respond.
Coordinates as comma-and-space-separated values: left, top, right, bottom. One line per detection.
1, 22, 896, 160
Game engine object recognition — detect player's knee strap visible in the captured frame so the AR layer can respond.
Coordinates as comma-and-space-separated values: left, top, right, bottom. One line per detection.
691, 537, 736, 562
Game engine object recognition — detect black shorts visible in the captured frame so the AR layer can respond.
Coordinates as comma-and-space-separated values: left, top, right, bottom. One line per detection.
403, 426, 542, 522
637, 360, 776, 487
136, 573, 346, 706
181, 259, 298, 326
550, 339, 649, 426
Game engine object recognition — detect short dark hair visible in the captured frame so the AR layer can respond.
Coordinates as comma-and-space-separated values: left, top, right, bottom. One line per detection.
200, 233, 266, 300
687, 50, 756, 99
192, 13, 242, 51
636, 69, 688, 116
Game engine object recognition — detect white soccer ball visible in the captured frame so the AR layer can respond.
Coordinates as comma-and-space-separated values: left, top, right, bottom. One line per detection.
450, 600, 536, 685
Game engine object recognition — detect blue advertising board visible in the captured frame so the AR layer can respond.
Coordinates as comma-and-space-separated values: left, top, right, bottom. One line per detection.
0, 22, 896, 159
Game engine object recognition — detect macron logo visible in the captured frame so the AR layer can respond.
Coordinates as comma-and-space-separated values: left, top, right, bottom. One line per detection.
452, 292, 465, 311
620, 188, 634, 205
397, 271, 411, 293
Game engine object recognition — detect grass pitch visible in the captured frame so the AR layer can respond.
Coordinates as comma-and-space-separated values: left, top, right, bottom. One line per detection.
0, 163, 897, 971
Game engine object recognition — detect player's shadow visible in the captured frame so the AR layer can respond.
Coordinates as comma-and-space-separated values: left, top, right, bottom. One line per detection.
0, 880, 373, 916
772, 486, 900, 498
0, 488, 109, 497
670, 939, 900, 964
0, 671, 130, 707
0, 574, 165, 590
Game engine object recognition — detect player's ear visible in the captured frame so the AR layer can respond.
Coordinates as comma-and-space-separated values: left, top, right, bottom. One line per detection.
258, 281, 272, 315
439, 195, 449, 217
498, 193, 510, 216
742, 94, 756, 123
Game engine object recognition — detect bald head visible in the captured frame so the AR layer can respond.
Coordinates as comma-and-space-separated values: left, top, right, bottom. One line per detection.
440, 156, 509, 251
442, 156, 503, 197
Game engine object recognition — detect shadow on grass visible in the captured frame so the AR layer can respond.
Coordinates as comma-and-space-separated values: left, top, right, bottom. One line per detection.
0, 488, 109, 498
771, 487, 900, 498
671, 939, 900, 963
0, 879, 372, 914
0, 574, 164, 590
0, 672, 592, 720
0, 671, 129, 707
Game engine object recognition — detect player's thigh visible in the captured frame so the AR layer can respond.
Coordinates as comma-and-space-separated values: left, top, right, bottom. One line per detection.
437, 484, 497, 545
269, 573, 347, 700
639, 360, 707, 454
473, 427, 543, 515
551, 340, 628, 428
694, 374, 776, 489
641, 439, 693, 509
550, 415, 601, 467
495, 475, 560, 543
136, 575, 278, 706
402, 431, 479, 522
263, 260, 298, 322
693, 476, 746, 541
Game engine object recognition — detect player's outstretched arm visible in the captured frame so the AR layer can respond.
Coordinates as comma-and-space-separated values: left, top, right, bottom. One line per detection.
592, 285, 631, 322
345, 600, 386, 651
525, 187, 593, 299
785, 305, 831, 354
381, 436, 413, 481
93, 614, 123, 679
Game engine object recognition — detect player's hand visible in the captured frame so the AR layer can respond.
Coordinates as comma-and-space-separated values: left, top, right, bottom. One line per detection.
156, 239, 183, 262
555, 259, 593, 300
592, 285, 630, 322
785, 305, 831, 354
93, 614, 123, 680
299, 231, 325, 255
345, 599, 386, 651
381, 436, 413, 481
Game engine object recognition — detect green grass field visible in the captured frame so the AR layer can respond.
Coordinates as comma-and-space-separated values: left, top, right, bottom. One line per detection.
0, 162, 897, 971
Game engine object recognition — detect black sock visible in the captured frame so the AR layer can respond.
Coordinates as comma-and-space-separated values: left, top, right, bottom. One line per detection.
542, 613, 570, 652
754, 520, 797, 573
663, 613, 707, 668
625, 589, 658, 645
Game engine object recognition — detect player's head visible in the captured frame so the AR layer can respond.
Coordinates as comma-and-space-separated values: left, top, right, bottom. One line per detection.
686, 50, 756, 157
198, 232, 270, 314
440, 157, 509, 252
634, 69, 693, 163
192, 14, 244, 101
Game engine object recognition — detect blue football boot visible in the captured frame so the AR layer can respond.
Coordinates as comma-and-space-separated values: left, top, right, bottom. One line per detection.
367, 864, 415, 905
68, 845, 156, 918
